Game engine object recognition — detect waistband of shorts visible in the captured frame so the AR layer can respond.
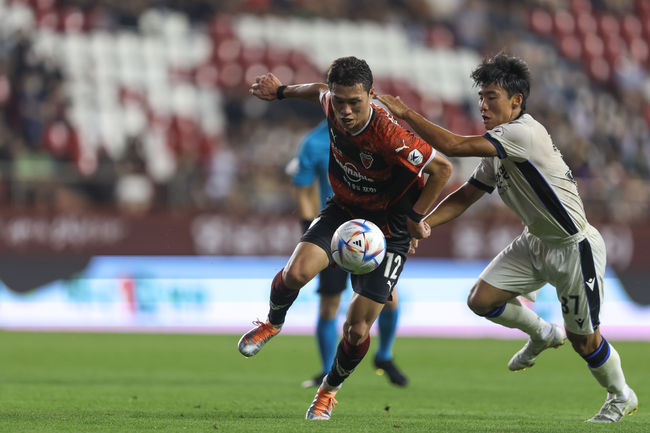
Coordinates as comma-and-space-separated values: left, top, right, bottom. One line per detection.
525, 225, 592, 246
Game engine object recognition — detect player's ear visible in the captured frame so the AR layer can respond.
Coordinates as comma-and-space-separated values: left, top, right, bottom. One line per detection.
369, 87, 375, 98
512, 93, 523, 110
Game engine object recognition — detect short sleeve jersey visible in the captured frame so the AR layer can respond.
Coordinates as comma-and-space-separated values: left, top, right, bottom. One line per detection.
292, 120, 332, 209
469, 113, 588, 242
320, 91, 436, 214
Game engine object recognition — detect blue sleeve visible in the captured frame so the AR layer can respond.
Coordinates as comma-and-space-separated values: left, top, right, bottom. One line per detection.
292, 136, 317, 187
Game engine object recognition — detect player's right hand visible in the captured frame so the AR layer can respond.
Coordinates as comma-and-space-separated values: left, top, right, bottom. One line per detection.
249, 73, 282, 101
374, 94, 410, 119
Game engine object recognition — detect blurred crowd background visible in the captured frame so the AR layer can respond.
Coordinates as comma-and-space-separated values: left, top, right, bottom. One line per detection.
1, 0, 649, 223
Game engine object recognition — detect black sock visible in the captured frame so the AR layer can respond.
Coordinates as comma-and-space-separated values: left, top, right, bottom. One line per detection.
267, 269, 299, 326
325, 336, 370, 387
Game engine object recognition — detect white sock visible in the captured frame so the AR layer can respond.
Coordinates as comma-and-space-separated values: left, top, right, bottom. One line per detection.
321, 380, 342, 393
487, 298, 548, 340
589, 343, 627, 397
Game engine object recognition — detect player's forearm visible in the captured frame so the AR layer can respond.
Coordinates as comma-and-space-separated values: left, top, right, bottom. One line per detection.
411, 158, 453, 216
296, 195, 317, 220
425, 195, 469, 228
296, 187, 318, 220
402, 109, 463, 156
281, 83, 328, 103
424, 184, 479, 228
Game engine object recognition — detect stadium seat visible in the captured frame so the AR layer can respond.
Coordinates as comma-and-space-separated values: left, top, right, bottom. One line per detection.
557, 34, 582, 61
554, 10, 576, 37
575, 12, 597, 37
629, 37, 649, 65
529, 8, 553, 36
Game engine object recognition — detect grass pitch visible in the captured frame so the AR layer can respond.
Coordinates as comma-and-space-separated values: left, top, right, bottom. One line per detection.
0, 331, 647, 432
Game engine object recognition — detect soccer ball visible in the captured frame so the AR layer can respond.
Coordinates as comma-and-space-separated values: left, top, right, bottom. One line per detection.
330, 219, 386, 275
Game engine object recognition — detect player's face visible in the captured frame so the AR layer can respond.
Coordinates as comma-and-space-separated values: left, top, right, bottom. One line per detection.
478, 83, 522, 130
330, 83, 373, 134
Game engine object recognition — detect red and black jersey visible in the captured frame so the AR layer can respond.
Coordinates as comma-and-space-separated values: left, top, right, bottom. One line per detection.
320, 91, 436, 215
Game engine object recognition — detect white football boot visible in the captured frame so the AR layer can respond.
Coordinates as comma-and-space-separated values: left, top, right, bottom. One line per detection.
508, 323, 566, 371
587, 386, 638, 423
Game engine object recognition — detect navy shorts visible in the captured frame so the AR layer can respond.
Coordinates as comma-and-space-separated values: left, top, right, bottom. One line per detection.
317, 265, 348, 296
301, 199, 407, 304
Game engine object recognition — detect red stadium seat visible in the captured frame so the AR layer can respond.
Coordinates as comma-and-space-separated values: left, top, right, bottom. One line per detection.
214, 38, 242, 65
587, 56, 611, 83
575, 12, 598, 37
620, 15, 643, 44
427, 25, 455, 48
629, 37, 649, 65
557, 34, 582, 60
597, 13, 620, 40
636, 0, 650, 16
570, 0, 592, 15
554, 10, 576, 36
209, 14, 235, 40
603, 34, 626, 66
582, 32, 605, 61
219, 62, 244, 88
529, 8, 553, 36
61, 7, 85, 32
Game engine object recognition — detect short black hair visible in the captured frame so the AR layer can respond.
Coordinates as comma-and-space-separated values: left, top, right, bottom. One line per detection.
326, 56, 373, 93
471, 53, 530, 111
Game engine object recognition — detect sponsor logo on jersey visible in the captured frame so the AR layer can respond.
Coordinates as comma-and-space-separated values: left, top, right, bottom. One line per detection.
331, 151, 375, 183
343, 162, 364, 182
495, 164, 511, 192
566, 169, 577, 184
395, 140, 409, 153
360, 152, 374, 169
407, 149, 423, 166
585, 277, 596, 291
575, 318, 585, 328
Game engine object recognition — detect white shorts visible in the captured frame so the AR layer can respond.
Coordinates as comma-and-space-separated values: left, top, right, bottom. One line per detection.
479, 225, 606, 335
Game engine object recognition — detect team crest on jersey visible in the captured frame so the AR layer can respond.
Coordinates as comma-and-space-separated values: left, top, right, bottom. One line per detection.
493, 126, 504, 136
360, 152, 374, 169
407, 149, 423, 166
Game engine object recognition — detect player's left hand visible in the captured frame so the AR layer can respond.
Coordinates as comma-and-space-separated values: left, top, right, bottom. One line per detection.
249, 73, 282, 100
374, 94, 410, 119
408, 238, 419, 254
407, 218, 431, 240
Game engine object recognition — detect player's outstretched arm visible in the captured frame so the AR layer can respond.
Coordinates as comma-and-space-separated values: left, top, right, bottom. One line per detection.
249, 73, 328, 103
375, 94, 497, 158
425, 182, 485, 229
407, 152, 453, 240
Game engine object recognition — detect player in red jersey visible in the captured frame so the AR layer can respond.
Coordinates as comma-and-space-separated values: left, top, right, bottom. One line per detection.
238, 56, 452, 420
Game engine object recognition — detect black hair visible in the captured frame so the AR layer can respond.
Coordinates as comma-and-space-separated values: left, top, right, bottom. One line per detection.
471, 53, 530, 111
326, 56, 373, 92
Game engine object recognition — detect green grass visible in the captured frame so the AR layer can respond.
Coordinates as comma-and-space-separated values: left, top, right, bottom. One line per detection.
0, 332, 648, 432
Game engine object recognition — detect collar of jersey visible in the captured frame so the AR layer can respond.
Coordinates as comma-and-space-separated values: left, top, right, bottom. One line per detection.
349, 106, 374, 137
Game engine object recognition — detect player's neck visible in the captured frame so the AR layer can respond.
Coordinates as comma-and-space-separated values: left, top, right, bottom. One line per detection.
347, 107, 373, 136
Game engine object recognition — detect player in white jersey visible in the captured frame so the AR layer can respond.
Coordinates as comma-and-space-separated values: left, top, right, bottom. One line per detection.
376, 53, 638, 423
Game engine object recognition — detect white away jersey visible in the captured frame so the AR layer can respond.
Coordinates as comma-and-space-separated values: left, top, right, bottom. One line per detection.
469, 114, 588, 242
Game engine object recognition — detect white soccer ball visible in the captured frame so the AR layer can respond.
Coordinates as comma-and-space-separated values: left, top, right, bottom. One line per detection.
330, 219, 386, 275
